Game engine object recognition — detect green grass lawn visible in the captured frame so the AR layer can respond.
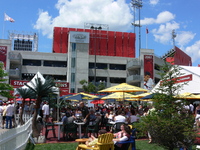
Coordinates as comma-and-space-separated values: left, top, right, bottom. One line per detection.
25, 140, 197, 150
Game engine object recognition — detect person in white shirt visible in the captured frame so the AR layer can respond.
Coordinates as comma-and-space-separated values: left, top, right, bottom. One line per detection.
128, 110, 139, 123
42, 101, 50, 122
5, 101, 15, 129
114, 110, 126, 123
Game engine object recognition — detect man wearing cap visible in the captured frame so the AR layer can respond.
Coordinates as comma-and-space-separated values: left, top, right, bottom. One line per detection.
5, 101, 15, 129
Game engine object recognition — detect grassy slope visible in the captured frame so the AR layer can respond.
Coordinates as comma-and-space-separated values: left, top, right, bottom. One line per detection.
25, 140, 197, 150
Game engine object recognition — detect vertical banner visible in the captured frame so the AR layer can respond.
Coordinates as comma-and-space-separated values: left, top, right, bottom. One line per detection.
144, 55, 154, 91
0, 46, 7, 68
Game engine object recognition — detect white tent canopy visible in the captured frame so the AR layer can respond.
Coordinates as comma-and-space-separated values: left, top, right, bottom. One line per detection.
15, 71, 59, 94
21, 72, 45, 89
152, 65, 200, 94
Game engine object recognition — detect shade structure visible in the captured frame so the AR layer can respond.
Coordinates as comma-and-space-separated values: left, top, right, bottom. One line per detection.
99, 83, 148, 93
132, 93, 151, 99
63, 92, 99, 101
60, 94, 74, 100
101, 92, 136, 101
90, 100, 105, 104
174, 92, 200, 99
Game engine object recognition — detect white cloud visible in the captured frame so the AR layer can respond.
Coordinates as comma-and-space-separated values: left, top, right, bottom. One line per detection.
176, 31, 196, 47
155, 11, 175, 24
151, 21, 179, 44
185, 41, 200, 63
34, 0, 133, 39
149, 0, 159, 5
140, 11, 175, 25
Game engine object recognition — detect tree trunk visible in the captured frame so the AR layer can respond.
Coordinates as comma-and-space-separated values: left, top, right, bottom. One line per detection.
32, 107, 40, 138
32, 97, 41, 138
19, 108, 24, 125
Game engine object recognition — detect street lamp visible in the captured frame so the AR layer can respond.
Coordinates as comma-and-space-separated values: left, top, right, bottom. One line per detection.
131, 0, 143, 57
84, 23, 109, 86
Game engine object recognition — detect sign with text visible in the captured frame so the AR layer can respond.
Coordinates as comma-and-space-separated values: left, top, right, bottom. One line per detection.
69, 31, 89, 43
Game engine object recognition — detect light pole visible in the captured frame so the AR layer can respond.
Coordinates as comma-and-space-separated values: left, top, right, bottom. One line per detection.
131, 0, 143, 57
84, 23, 109, 86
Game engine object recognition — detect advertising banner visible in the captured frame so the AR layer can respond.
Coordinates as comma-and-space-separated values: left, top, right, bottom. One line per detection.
69, 31, 89, 43
144, 55, 154, 91
0, 46, 7, 68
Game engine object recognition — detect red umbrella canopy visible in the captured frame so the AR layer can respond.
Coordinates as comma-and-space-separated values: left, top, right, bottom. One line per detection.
16, 98, 36, 101
90, 100, 105, 104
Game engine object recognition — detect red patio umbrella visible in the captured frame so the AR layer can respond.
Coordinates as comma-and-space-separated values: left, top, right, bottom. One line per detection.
16, 98, 36, 101
90, 100, 105, 104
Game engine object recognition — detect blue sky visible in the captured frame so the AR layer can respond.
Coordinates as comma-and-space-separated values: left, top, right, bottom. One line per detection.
1, 0, 200, 66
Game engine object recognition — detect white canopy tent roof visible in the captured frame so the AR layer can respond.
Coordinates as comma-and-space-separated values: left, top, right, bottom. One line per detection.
21, 72, 45, 89
15, 72, 59, 95
152, 65, 200, 94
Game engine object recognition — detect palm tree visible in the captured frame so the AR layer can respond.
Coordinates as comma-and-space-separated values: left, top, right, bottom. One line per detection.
25, 76, 57, 138
16, 88, 35, 125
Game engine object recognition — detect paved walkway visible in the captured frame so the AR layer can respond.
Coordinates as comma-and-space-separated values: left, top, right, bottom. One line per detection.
0, 128, 9, 133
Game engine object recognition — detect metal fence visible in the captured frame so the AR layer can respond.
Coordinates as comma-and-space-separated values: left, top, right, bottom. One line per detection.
0, 117, 32, 150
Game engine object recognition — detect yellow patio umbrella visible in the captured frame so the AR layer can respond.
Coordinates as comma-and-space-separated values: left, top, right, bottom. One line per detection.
174, 92, 200, 99
98, 83, 148, 93
131, 92, 151, 99
63, 92, 99, 101
101, 92, 137, 101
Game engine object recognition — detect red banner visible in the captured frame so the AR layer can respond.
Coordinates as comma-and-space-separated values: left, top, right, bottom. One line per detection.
143, 55, 154, 90
10, 80, 29, 87
59, 88, 69, 96
0, 46, 7, 68
10, 80, 69, 96
55, 82, 69, 89
160, 74, 192, 85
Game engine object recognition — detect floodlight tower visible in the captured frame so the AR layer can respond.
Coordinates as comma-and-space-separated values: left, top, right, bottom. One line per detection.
172, 29, 176, 50
131, 0, 143, 57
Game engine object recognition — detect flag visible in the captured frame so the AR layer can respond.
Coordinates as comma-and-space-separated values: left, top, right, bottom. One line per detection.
146, 26, 149, 34
4, 13, 15, 22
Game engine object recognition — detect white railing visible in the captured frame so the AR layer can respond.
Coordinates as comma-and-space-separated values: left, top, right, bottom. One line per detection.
0, 117, 32, 150
15, 114, 33, 126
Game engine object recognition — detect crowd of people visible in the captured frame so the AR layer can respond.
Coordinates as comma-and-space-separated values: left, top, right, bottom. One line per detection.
1, 99, 199, 149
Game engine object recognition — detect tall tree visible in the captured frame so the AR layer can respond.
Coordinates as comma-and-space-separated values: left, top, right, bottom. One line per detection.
16, 88, 35, 125
0, 63, 13, 98
136, 64, 196, 150
25, 76, 57, 138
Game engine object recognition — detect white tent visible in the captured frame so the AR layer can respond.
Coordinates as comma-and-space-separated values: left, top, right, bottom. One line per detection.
152, 65, 200, 94
20, 72, 59, 93
21, 72, 45, 89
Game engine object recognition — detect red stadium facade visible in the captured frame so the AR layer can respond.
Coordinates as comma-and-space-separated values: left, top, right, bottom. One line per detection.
52, 27, 136, 58
165, 46, 192, 66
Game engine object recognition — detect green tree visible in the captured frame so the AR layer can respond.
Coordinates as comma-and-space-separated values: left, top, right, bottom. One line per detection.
136, 64, 196, 150
16, 88, 35, 125
0, 63, 13, 98
79, 79, 105, 93
25, 76, 57, 138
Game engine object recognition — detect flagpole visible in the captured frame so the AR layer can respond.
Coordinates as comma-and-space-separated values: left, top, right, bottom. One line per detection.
2, 13, 5, 39
146, 31, 147, 49
146, 26, 148, 49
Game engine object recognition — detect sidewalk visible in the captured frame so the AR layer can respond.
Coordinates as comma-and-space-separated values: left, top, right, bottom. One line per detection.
0, 128, 9, 134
